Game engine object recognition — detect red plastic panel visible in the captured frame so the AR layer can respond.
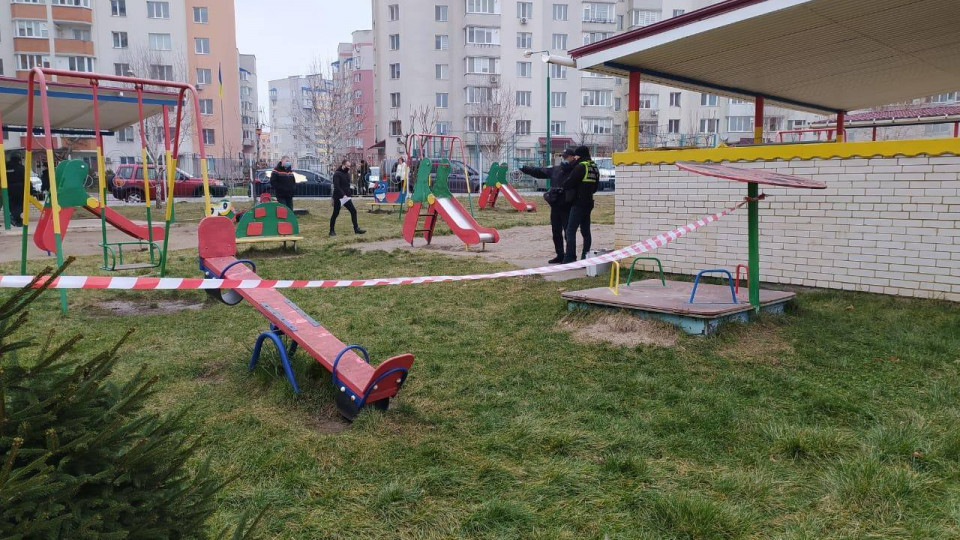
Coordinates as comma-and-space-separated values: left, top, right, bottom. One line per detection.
676, 162, 827, 189
276, 206, 288, 219
197, 217, 237, 259
246, 222, 264, 236
277, 222, 293, 235
254, 207, 267, 218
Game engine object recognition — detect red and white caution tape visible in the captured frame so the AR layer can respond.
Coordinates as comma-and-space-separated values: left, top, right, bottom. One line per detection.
0, 201, 745, 291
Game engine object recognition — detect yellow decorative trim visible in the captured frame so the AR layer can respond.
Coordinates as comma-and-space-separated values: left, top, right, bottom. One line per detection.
627, 111, 640, 153
613, 138, 960, 166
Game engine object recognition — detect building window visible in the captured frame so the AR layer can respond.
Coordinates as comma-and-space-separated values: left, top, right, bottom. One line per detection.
390, 63, 401, 79
552, 3, 567, 20
435, 34, 449, 50
117, 126, 134, 142
354, 73, 361, 83
582, 2, 615, 23
516, 91, 531, 107
389, 120, 402, 136
699, 119, 719, 133
466, 0, 496, 14
582, 90, 612, 107
112, 31, 128, 48
668, 119, 680, 133
730, 98, 749, 105
466, 86, 493, 104
147, 1, 170, 19
550, 121, 566, 135
52, 0, 90, 6
517, 1, 532, 19
549, 64, 566, 79
354, 90, 362, 100
435, 64, 448, 79
516, 32, 532, 49
930, 92, 958, 104
435, 5, 448, 21
766, 117, 783, 132
389, 34, 400, 50
727, 116, 753, 132
669, 92, 681, 107
197, 68, 212, 85
517, 61, 531, 77
149, 33, 172, 51
111, 0, 126, 16
202, 129, 215, 145
16, 20, 49, 38
150, 64, 173, 81
788, 119, 807, 130
638, 93, 658, 109
195, 38, 210, 54
199, 99, 214, 115
390, 92, 400, 108
436, 121, 450, 135
466, 116, 496, 132
516, 120, 531, 135
701, 93, 718, 106
436, 93, 449, 108
551, 91, 566, 108
66, 56, 94, 72
17, 54, 49, 71
114, 63, 130, 76
614, 97, 622, 111
467, 27, 498, 45
552, 34, 567, 50
467, 56, 499, 74
388, 4, 399, 20
632, 9, 659, 27
583, 32, 612, 45
193, 6, 208, 23
583, 118, 613, 135
673, 9, 685, 17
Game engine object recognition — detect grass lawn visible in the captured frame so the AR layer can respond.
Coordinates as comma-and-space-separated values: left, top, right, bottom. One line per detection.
4, 195, 960, 538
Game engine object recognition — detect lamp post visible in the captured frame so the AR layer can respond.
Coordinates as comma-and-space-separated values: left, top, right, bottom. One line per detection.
524, 50, 577, 186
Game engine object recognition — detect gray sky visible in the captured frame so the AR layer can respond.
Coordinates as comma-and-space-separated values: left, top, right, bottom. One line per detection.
235, 0, 373, 129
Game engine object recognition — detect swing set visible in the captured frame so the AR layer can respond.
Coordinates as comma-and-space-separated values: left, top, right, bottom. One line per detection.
8, 68, 213, 312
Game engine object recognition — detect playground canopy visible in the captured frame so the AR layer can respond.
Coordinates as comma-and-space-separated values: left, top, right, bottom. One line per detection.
0, 76, 179, 133
570, 0, 960, 114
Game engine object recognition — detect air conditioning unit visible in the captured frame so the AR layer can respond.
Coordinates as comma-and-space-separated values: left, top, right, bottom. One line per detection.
196, 84, 204, 91
489, 74, 500, 85
520, 17, 527, 24
651, 110, 658, 117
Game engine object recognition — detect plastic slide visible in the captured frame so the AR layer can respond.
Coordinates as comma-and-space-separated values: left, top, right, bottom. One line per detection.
433, 196, 499, 245
34, 199, 165, 252
498, 183, 536, 212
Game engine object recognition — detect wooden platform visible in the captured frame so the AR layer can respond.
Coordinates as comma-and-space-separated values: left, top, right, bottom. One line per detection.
562, 279, 795, 335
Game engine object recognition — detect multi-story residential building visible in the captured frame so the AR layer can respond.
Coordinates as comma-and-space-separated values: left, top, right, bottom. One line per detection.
371, 0, 820, 168
267, 74, 330, 168
0, 0, 242, 177
333, 30, 377, 163
239, 53, 258, 161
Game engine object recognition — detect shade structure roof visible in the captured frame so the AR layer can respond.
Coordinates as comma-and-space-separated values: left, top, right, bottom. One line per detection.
0, 76, 180, 133
570, 0, 960, 114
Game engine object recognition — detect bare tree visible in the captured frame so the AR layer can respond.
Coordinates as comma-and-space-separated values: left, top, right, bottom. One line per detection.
467, 83, 521, 167
289, 57, 355, 174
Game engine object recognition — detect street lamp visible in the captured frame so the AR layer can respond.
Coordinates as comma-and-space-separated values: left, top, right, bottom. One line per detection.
523, 50, 577, 183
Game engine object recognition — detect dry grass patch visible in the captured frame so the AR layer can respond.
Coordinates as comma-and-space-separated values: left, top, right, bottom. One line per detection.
718, 321, 794, 366
561, 311, 680, 348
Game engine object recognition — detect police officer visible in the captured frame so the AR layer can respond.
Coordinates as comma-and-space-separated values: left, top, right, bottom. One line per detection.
559, 146, 599, 263
520, 149, 576, 264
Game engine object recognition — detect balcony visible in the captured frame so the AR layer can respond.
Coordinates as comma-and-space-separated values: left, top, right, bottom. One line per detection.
14, 38, 51, 54
54, 39, 94, 55
52, 5, 93, 24
10, 3, 46, 18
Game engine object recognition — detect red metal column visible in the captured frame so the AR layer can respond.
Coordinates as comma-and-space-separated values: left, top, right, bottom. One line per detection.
872, 126, 878, 141
837, 112, 846, 143
754, 97, 765, 144
627, 72, 641, 152
954, 122, 959, 138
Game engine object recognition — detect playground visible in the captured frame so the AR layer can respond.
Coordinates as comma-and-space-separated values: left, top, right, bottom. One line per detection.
3, 195, 960, 537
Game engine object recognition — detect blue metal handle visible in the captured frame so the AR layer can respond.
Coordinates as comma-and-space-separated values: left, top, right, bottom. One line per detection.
331, 344, 370, 391
218, 259, 257, 279
689, 269, 738, 304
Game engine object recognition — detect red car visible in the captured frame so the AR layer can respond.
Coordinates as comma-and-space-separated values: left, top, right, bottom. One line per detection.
111, 164, 228, 203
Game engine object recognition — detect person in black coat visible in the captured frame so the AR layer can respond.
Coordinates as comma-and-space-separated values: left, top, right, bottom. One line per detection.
271, 156, 296, 210
5, 154, 26, 227
520, 153, 575, 264
329, 159, 365, 236
559, 145, 600, 263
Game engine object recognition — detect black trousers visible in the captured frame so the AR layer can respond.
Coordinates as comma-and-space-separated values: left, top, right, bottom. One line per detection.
549, 203, 571, 258
330, 198, 359, 232
7, 186, 24, 226
276, 193, 294, 211
563, 201, 594, 263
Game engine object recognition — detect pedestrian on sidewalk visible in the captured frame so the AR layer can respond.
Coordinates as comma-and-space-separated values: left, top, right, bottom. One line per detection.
330, 159, 365, 236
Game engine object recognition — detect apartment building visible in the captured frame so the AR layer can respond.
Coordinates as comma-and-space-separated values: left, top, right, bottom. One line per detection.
0, 0, 242, 174
239, 53, 258, 160
372, 0, 819, 167
334, 30, 376, 162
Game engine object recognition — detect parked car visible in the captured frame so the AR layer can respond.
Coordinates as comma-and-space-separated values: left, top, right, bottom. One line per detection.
110, 164, 228, 202
254, 168, 333, 198
427, 160, 482, 194
594, 157, 616, 192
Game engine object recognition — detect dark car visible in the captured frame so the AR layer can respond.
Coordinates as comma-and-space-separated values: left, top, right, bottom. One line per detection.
254, 168, 332, 198
426, 160, 482, 194
111, 164, 228, 202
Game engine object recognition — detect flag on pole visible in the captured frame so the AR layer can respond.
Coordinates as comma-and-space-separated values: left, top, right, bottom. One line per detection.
217, 63, 223, 98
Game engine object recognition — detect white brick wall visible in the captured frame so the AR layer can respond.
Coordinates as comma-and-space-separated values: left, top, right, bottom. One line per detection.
615, 156, 960, 302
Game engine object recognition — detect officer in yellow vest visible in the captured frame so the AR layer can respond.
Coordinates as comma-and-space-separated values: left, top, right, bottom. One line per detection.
560, 145, 599, 263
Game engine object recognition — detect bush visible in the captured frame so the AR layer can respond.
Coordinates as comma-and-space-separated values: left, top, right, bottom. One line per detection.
0, 270, 257, 538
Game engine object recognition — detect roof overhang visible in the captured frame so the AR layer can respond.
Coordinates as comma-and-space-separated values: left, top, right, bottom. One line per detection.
0, 76, 180, 133
570, 0, 960, 114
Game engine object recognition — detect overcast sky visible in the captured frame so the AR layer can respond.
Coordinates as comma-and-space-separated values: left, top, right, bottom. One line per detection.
235, 0, 373, 128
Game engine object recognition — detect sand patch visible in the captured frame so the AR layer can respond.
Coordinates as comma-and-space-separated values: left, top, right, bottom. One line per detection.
562, 311, 680, 348
92, 299, 205, 317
